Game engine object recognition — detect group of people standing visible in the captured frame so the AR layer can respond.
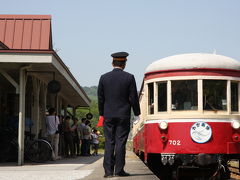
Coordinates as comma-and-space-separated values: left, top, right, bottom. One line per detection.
47, 51, 140, 178
45, 108, 99, 160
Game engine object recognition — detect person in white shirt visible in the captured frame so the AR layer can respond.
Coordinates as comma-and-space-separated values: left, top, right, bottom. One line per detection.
83, 120, 91, 156
46, 107, 60, 160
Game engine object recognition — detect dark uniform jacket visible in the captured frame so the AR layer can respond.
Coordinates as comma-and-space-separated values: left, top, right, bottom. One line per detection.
98, 68, 141, 118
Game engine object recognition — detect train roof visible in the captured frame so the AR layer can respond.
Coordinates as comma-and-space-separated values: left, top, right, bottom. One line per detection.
145, 53, 240, 74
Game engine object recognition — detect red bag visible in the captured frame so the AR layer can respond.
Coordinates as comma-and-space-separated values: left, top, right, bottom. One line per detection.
97, 116, 104, 127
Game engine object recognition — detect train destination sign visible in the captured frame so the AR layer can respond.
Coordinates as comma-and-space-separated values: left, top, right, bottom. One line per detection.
190, 122, 212, 143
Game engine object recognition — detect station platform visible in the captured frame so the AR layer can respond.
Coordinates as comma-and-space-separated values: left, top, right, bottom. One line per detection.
83, 151, 159, 180
0, 151, 158, 180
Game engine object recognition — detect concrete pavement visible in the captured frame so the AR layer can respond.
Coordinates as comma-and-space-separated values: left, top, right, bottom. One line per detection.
0, 155, 101, 180
0, 151, 158, 180
83, 151, 159, 180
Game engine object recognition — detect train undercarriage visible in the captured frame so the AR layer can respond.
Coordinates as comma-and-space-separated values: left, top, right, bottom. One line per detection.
144, 153, 239, 180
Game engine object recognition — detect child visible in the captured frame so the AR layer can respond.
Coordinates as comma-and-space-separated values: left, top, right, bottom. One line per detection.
91, 129, 99, 156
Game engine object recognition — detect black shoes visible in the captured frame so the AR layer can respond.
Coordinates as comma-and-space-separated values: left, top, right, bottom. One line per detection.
103, 174, 113, 178
103, 171, 130, 178
115, 171, 130, 177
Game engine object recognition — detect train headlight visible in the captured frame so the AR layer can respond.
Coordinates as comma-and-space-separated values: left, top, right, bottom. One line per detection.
232, 133, 240, 142
231, 120, 240, 129
159, 121, 168, 130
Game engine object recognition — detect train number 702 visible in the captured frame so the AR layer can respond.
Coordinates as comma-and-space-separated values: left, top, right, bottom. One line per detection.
169, 140, 181, 146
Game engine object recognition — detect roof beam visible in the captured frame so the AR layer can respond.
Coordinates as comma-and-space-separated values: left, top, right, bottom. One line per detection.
0, 69, 19, 93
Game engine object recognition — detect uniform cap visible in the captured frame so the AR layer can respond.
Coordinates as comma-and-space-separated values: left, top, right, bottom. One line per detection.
111, 52, 129, 61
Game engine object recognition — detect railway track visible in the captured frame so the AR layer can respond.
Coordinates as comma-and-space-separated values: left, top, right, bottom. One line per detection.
149, 160, 240, 179
229, 160, 240, 179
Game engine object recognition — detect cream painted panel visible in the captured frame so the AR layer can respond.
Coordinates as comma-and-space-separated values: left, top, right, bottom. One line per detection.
0, 53, 52, 63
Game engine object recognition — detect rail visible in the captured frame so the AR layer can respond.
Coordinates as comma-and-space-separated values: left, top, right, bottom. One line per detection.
228, 160, 240, 179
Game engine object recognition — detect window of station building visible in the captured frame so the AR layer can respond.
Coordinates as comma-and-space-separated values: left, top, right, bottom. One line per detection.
172, 80, 198, 110
148, 83, 154, 114
158, 82, 167, 112
203, 80, 227, 111
231, 82, 238, 112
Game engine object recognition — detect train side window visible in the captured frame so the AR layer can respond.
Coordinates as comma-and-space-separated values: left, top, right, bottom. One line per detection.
148, 83, 154, 114
203, 80, 227, 111
172, 80, 198, 110
158, 82, 167, 112
231, 82, 238, 112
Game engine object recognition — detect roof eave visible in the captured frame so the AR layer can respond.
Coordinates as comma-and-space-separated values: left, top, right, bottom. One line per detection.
51, 51, 91, 105
0, 49, 91, 106
0, 41, 9, 49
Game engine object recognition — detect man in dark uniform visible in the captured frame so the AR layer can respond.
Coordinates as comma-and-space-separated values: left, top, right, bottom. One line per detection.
98, 52, 141, 178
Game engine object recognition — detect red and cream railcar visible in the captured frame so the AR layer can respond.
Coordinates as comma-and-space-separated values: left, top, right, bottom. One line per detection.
133, 53, 240, 179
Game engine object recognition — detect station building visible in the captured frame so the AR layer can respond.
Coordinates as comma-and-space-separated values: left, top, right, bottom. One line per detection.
0, 15, 90, 165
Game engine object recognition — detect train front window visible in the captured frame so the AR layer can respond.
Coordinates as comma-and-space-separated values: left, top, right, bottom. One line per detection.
172, 80, 198, 110
148, 83, 154, 114
158, 82, 167, 112
231, 82, 238, 112
203, 80, 227, 111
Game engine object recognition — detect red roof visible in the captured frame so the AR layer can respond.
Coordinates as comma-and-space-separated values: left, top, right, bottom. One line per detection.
0, 15, 52, 50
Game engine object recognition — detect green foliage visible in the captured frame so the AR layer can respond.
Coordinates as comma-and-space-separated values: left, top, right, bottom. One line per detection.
83, 86, 98, 101
98, 135, 105, 149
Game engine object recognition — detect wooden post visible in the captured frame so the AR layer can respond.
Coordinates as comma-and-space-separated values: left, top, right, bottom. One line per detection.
31, 77, 40, 137
40, 83, 47, 137
18, 67, 27, 165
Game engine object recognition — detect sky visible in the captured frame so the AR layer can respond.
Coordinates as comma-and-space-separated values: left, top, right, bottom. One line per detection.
1, 0, 240, 89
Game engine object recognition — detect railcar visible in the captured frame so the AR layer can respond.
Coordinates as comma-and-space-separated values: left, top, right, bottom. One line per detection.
132, 53, 240, 179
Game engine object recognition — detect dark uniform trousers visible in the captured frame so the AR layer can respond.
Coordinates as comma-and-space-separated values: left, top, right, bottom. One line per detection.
103, 117, 130, 175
